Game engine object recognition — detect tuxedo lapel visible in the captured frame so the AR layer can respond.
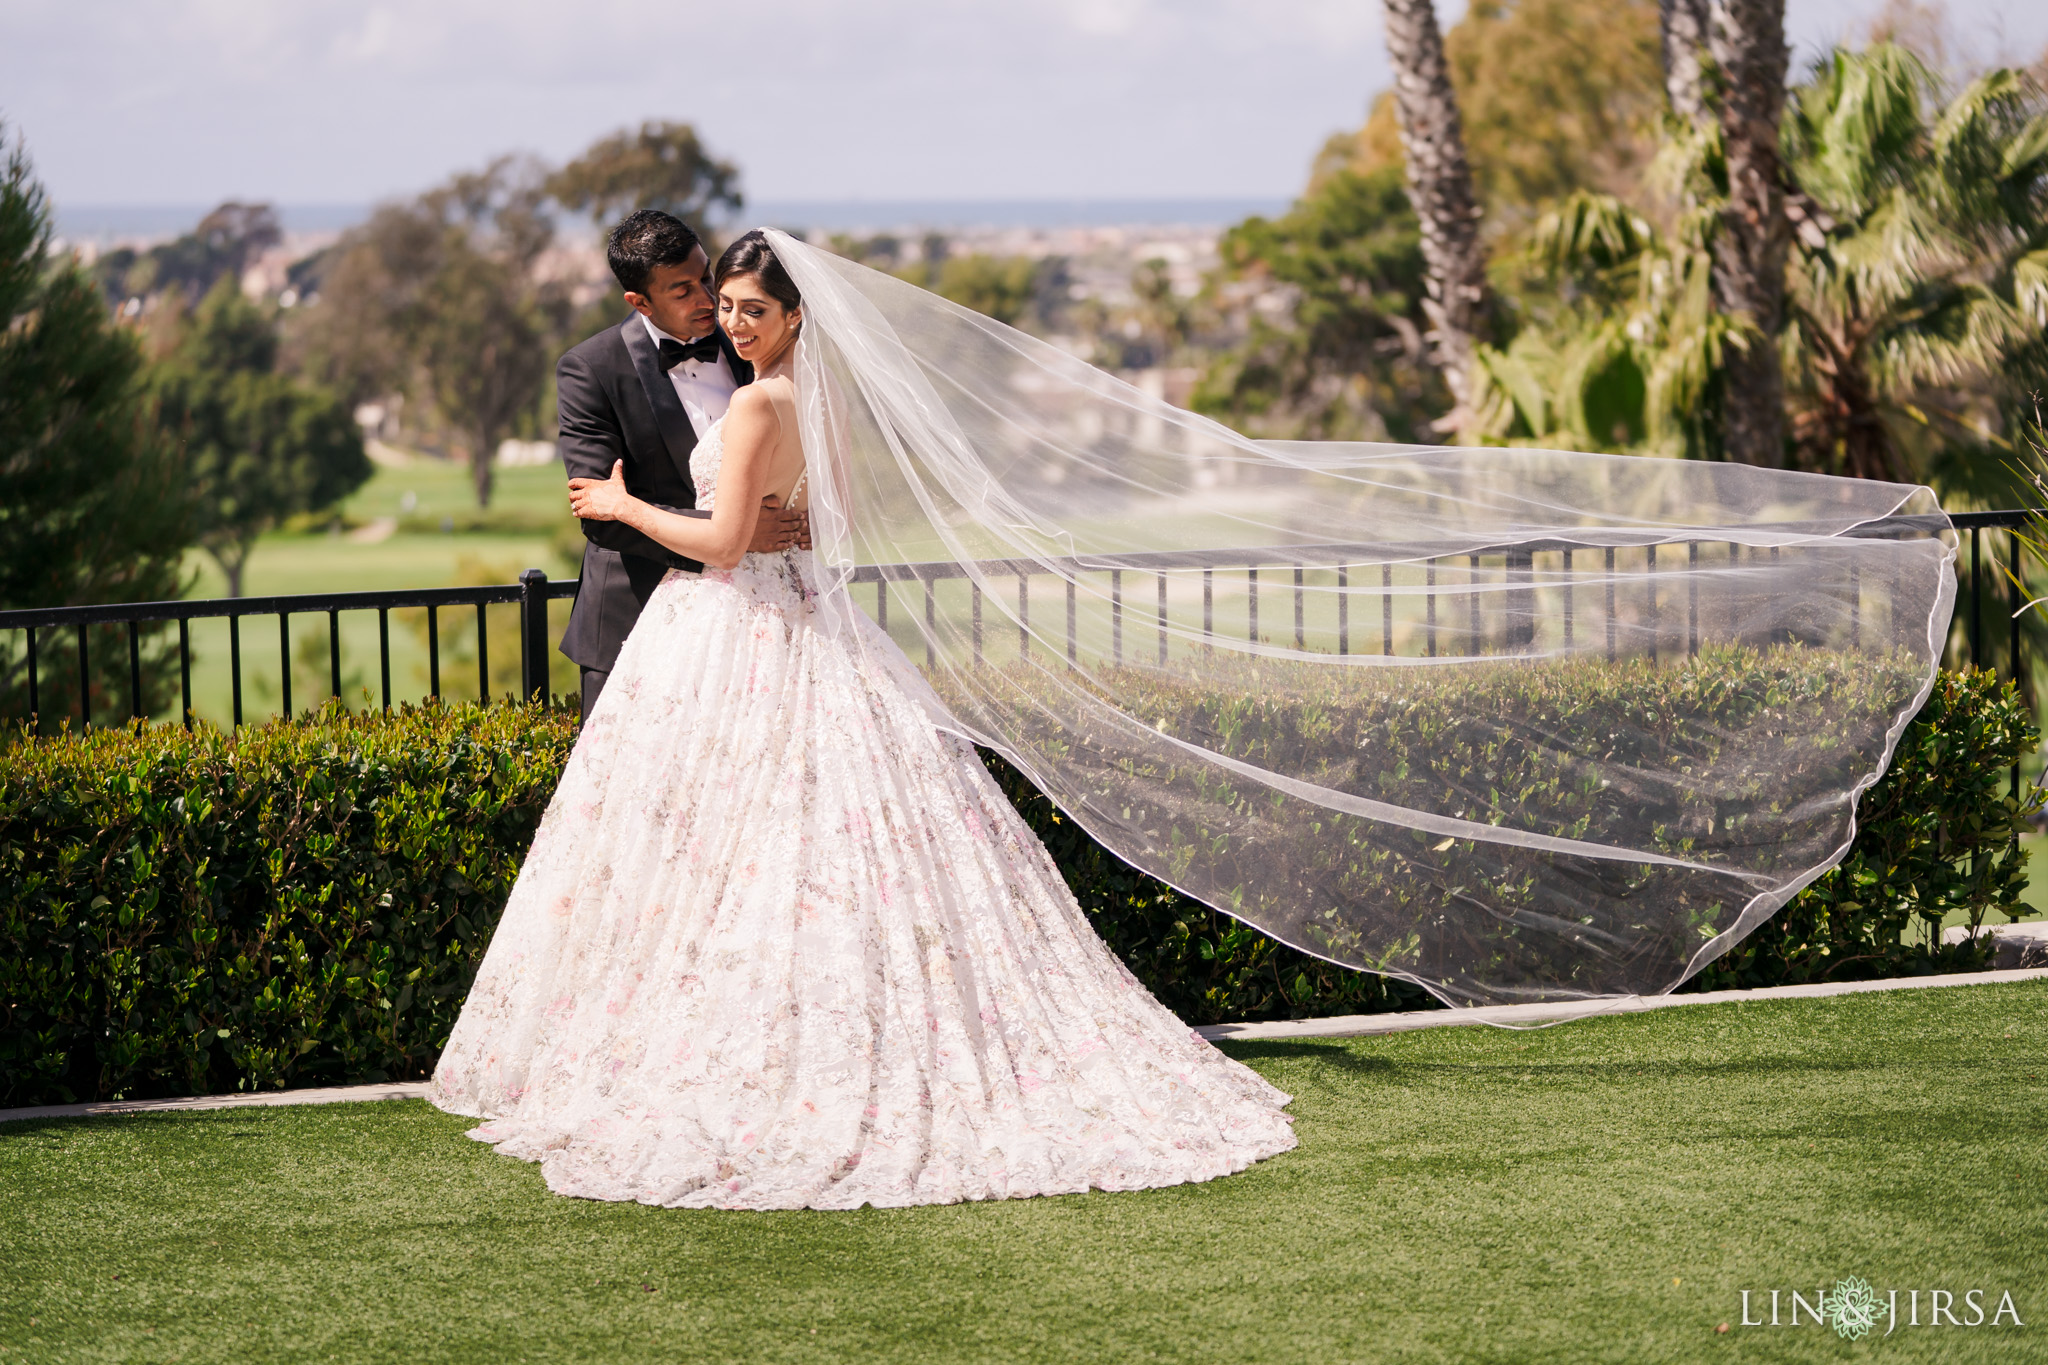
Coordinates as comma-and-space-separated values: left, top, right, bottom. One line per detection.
620, 317, 699, 493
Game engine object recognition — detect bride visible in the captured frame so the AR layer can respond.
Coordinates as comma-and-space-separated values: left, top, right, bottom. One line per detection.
427, 231, 1299, 1210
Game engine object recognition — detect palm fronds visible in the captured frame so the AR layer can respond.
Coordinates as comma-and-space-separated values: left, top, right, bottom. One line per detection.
1481, 43, 2047, 494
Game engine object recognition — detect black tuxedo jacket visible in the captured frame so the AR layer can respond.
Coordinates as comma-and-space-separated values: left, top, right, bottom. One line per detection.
556, 316, 752, 672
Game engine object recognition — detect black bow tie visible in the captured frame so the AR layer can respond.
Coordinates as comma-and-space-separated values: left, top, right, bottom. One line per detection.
658, 335, 723, 371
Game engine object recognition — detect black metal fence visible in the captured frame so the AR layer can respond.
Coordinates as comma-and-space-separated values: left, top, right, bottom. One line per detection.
0, 509, 2034, 736
1953, 510, 2032, 679
0, 570, 576, 732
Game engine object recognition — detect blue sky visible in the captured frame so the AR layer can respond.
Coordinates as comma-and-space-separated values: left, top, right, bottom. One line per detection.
4, 0, 2044, 209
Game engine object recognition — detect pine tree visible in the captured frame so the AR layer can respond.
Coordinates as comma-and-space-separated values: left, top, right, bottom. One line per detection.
0, 126, 195, 726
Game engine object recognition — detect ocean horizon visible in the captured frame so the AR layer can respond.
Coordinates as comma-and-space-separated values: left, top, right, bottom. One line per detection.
53, 196, 1293, 245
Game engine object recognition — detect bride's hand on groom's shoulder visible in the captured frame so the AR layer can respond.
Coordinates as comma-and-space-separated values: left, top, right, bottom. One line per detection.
569, 461, 635, 522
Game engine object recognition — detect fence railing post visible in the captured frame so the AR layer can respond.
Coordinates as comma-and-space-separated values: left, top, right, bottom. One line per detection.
519, 568, 549, 704
2011, 536, 2024, 800
1970, 525, 1983, 667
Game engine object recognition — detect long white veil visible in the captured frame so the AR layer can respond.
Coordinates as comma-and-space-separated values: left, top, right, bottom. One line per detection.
765, 228, 1956, 1008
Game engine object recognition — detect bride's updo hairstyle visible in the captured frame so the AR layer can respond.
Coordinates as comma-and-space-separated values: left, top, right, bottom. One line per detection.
714, 230, 802, 314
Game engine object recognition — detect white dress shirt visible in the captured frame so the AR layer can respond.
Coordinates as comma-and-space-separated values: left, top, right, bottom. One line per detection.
640, 315, 737, 438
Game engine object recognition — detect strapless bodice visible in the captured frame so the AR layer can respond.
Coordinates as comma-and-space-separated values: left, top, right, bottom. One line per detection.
691, 415, 806, 514
690, 417, 731, 512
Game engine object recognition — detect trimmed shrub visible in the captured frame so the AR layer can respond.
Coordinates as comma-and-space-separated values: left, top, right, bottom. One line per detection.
980, 750, 1440, 1023
986, 664, 2040, 1017
0, 667, 2036, 1105
949, 645, 2019, 999
1, 703, 576, 1105
1688, 667, 2041, 989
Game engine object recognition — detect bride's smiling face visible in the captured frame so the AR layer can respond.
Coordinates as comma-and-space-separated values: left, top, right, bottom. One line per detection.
718, 274, 801, 369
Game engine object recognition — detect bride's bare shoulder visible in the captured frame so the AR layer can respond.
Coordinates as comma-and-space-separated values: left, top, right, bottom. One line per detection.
727, 376, 789, 420
733, 374, 799, 429
751, 373, 798, 404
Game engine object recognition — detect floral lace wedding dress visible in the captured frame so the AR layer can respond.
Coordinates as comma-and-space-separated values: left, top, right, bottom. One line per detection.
429, 418, 1296, 1210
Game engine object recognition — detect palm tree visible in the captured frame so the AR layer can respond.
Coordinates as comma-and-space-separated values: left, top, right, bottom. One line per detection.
1468, 184, 1741, 458
1380, 0, 1490, 419
1779, 47, 2048, 487
1659, 0, 1710, 122
1706, 0, 1792, 468
1470, 45, 2048, 503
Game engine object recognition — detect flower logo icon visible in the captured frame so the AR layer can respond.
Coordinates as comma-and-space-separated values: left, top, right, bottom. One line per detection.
1824, 1276, 1882, 1340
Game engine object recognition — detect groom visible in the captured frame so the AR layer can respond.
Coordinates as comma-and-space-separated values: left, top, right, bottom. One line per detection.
556, 209, 807, 721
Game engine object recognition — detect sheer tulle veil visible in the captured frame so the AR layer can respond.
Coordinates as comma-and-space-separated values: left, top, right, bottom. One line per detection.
763, 228, 1956, 1008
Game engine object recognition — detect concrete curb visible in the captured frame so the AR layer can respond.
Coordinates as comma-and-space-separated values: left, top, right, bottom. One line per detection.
5, 968, 2044, 1126
0, 1081, 431, 1126
1192, 965, 2048, 1042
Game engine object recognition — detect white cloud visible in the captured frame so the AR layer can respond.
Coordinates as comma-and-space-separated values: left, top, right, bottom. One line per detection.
329, 7, 406, 69
1057, 0, 1154, 38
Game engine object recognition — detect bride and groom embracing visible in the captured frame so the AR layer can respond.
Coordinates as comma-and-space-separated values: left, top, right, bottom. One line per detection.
427, 211, 1299, 1209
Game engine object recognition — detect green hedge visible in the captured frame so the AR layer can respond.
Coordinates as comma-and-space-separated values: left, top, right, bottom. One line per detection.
1688, 667, 2041, 989
1, 667, 2037, 1105
1, 704, 578, 1105
980, 749, 1440, 1022
954, 645, 2044, 1002
987, 664, 2040, 1015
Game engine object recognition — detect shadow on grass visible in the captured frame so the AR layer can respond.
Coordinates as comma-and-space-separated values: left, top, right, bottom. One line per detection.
0, 1105, 413, 1141
1220, 1039, 2019, 1087
1219, 1040, 1398, 1072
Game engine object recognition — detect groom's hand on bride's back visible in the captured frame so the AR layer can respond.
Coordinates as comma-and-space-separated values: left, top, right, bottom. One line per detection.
750, 496, 810, 554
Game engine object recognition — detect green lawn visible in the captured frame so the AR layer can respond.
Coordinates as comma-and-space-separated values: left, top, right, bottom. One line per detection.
333, 452, 578, 535
185, 457, 580, 603
2006, 836, 2048, 923
3, 980, 2042, 1364
168, 459, 580, 727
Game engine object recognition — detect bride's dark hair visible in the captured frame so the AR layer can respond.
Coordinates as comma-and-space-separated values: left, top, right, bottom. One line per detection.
714, 230, 802, 313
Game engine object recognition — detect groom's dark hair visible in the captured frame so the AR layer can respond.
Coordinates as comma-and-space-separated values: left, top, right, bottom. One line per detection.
606, 210, 704, 295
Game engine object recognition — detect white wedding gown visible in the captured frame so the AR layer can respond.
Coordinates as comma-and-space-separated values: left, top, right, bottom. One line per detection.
428, 416, 1296, 1210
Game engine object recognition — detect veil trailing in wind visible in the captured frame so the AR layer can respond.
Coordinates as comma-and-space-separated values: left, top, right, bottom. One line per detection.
764, 228, 1956, 1008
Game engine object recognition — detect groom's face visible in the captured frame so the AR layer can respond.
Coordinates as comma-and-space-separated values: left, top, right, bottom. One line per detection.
625, 245, 716, 340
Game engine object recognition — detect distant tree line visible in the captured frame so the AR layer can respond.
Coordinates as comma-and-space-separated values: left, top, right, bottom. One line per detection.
0, 117, 748, 724
287, 124, 742, 510
825, 232, 1074, 336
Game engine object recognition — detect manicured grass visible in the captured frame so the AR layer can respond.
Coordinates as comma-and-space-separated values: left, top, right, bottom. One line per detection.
163, 459, 581, 727
2017, 834, 2048, 921
173, 534, 577, 727
334, 455, 574, 531
180, 531, 568, 604
2, 980, 2042, 1363
156, 453, 982, 725
183, 458, 579, 601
